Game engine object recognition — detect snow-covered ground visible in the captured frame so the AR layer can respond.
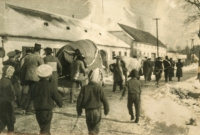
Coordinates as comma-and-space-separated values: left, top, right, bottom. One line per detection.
1, 64, 200, 135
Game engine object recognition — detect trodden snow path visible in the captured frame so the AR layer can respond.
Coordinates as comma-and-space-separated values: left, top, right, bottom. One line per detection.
0, 66, 199, 135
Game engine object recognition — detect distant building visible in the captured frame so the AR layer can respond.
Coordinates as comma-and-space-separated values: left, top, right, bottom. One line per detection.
110, 23, 167, 61
167, 52, 187, 62
0, 4, 130, 70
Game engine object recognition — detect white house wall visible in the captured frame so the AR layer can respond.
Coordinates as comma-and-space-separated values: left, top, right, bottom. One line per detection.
133, 42, 167, 59
0, 37, 69, 71
97, 45, 130, 65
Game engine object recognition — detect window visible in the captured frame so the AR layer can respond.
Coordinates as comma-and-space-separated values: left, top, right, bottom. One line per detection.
124, 52, 127, 56
22, 46, 34, 56
112, 51, 115, 59
119, 51, 121, 56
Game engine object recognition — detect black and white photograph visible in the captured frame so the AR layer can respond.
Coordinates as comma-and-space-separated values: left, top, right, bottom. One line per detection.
0, 0, 200, 134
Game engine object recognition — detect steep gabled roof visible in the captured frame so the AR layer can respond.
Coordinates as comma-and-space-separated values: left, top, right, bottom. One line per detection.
2, 4, 130, 48
118, 23, 166, 48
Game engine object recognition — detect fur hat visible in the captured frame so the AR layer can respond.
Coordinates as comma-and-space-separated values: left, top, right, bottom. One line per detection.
36, 64, 53, 77
128, 69, 138, 78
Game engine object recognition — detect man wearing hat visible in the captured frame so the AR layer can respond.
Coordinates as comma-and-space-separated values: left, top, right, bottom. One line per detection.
43, 47, 62, 90
20, 43, 44, 113
70, 49, 88, 103
176, 59, 183, 81
143, 57, 151, 82
120, 69, 142, 123
154, 57, 164, 87
109, 56, 126, 92
30, 64, 63, 135
163, 56, 171, 82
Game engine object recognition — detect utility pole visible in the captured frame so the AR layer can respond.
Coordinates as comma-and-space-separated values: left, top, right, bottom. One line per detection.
191, 39, 194, 54
102, 0, 104, 14
153, 18, 160, 57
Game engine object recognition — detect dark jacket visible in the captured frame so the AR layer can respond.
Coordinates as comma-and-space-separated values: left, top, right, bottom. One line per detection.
30, 79, 63, 110
143, 60, 151, 75
155, 60, 164, 72
176, 62, 183, 77
0, 77, 15, 102
163, 59, 171, 72
122, 78, 142, 96
109, 62, 124, 82
76, 82, 109, 115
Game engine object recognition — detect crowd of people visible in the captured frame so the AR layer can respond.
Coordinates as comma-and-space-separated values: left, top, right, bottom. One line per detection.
140, 56, 183, 87
0, 43, 184, 135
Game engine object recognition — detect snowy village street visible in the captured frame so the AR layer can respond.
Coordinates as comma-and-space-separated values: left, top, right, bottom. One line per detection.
3, 65, 199, 135
2, 0, 200, 135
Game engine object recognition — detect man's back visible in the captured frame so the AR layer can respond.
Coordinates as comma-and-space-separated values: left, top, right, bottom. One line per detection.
77, 82, 109, 110
30, 79, 62, 110
24, 53, 44, 81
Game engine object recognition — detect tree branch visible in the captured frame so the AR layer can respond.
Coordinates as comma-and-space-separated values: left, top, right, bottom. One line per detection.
185, 0, 200, 10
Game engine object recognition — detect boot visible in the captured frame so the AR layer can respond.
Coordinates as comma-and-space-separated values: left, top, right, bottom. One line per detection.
130, 115, 134, 120
134, 117, 139, 123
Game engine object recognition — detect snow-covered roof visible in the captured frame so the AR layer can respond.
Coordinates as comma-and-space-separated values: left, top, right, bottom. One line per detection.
2, 4, 130, 48
118, 23, 166, 48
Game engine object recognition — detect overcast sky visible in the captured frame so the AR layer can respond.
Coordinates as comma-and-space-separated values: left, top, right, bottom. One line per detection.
0, 0, 199, 50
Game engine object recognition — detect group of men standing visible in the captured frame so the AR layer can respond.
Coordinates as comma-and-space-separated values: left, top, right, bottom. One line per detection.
2, 43, 63, 113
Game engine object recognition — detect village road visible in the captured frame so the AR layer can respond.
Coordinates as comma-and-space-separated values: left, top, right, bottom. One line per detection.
11, 68, 197, 135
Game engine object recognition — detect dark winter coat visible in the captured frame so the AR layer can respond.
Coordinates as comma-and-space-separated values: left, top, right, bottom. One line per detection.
122, 78, 142, 96
176, 62, 183, 77
163, 59, 171, 72
143, 60, 151, 76
0, 77, 16, 124
109, 63, 124, 82
30, 79, 63, 110
76, 82, 109, 115
169, 60, 175, 77
0, 77, 15, 102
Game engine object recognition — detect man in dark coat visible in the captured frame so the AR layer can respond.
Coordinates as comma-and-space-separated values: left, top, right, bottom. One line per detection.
154, 57, 164, 87
176, 59, 183, 81
30, 64, 63, 135
44, 47, 62, 90
120, 69, 142, 123
163, 56, 171, 82
169, 58, 175, 81
77, 68, 109, 135
109, 56, 126, 92
143, 57, 151, 82
147, 58, 154, 81
0, 65, 16, 134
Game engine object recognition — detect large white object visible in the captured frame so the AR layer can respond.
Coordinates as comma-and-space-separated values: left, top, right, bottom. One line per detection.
120, 56, 141, 72
37, 64, 53, 77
